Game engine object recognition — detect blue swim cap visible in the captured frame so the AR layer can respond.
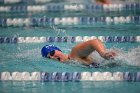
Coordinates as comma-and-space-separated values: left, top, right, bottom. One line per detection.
41, 45, 61, 58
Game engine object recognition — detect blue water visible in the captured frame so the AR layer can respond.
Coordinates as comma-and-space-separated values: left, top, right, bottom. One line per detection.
0, 42, 140, 72
0, 1, 140, 93
0, 81, 140, 93
0, 25, 140, 93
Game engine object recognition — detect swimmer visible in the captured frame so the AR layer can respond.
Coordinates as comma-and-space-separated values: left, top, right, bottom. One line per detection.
41, 39, 116, 68
95, 0, 111, 5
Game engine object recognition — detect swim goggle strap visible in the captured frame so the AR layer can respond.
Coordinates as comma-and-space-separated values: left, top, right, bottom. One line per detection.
47, 50, 55, 59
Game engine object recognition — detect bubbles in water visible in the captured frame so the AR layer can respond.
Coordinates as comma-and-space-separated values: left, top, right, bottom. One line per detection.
90, 46, 140, 67
50, 25, 68, 36
115, 46, 140, 66
16, 47, 42, 61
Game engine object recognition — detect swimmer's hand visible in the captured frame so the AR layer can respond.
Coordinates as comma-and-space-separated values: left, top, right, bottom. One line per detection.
101, 51, 116, 60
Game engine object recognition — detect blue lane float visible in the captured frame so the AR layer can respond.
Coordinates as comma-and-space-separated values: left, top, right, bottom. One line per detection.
10, 6, 27, 12
0, 37, 18, 43
0, 0, 51, 4
136, 72, 140, 82
47, 4, 64, 12
105, 36, 136, 43
123, 72, 138, 82
0, 18, 6, 27
125, 3, 140, 10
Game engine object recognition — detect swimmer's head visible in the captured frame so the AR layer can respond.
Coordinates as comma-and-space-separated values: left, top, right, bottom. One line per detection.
41, 45, 62, 58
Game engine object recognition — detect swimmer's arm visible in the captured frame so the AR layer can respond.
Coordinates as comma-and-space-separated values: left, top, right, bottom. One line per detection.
90, 39, 116, 60
75, 57, 94, 65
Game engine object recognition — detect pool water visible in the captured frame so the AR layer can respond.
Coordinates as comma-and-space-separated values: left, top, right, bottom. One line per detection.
0, 26, 140, 93
0, 0, 140, 93
0, 81, 140, 93
0, 42, 140, 72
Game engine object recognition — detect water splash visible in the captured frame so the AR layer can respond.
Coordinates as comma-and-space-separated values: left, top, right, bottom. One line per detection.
91, 46, 140, 67
50, 25, 68, 36
114, 46, 140, 66
16, 47, 42, 61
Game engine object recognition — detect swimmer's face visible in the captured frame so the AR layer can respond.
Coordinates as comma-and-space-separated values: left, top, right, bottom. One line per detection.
47, 50, 65, 62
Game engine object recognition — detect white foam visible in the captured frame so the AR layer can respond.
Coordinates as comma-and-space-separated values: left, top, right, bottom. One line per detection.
113, 47, 140, 66
15, 48, 42, 60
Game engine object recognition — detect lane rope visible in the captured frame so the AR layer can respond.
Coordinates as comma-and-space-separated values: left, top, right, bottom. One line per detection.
0, 71, 140, 82
0, 16, 140, 27
0, 36, 139, 43
0, 3, 139, 12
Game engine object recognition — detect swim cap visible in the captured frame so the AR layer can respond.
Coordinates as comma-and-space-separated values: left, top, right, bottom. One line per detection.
41, 45, 61, 58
